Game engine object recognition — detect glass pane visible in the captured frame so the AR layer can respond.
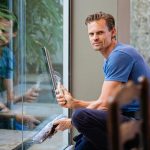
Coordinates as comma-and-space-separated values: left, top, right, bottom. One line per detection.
0, 0, 24, 149
130, 0, 150, 65
0, 0, 69, 149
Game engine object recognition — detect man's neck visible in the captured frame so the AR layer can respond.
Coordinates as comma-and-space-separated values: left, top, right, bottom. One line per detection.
101, 40, 118, 59
0, 47, 2, 56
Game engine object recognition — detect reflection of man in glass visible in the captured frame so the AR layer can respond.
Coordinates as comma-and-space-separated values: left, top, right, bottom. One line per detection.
0, 9, 39, 105
0, 9, 40, 129
0, 10, 15, 100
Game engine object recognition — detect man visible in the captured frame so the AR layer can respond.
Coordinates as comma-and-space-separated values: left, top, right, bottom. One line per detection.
54, 11, 150, 150
0, 8, 40, 129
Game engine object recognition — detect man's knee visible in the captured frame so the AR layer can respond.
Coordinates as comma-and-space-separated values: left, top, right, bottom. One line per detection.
72, 108, 88, 129
72, 108, 108, 131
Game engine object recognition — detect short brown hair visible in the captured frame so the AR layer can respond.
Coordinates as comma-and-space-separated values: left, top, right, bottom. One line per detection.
0, 8, 18, 32
85, 11, 115, 31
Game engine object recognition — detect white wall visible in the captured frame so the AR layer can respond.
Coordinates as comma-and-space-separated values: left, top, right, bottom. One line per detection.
71, 0, 118, 100
117, 0, 130, 44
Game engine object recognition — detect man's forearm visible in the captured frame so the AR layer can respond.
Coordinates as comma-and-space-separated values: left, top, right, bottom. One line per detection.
13, 95, 23, 103
0, 111, 16, 119
72, 99, 94, 109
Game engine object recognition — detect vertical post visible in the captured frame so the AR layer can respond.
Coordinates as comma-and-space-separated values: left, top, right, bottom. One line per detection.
108, 98, 122, 150
140, 77, 150, 150
17, 0, 26, 145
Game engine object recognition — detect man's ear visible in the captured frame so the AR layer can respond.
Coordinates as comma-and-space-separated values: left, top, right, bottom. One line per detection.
111, 27, 117, 39
13, 32, 17, 38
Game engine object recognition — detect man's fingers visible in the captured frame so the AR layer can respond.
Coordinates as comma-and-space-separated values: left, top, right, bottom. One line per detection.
63, 88, 69, 94
55, 124, 65, 131
34, 119, 41, 125
58, 101, 66, 106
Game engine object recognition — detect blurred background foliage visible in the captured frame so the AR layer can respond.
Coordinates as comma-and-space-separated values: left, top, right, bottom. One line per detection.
25, 0, 63, 73
0, 0, 63, 73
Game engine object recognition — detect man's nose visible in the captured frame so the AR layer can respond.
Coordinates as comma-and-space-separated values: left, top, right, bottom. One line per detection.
93, 34, 99, 40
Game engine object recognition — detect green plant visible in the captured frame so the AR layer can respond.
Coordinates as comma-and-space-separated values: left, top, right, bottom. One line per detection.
25, 0, 63, 73
0, 0, 63, 73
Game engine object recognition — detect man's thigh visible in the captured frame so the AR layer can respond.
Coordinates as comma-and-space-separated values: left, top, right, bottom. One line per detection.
72, 109, 108, 150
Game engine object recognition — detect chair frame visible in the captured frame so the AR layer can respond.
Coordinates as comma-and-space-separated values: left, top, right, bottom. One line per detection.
107, 77, 150, 150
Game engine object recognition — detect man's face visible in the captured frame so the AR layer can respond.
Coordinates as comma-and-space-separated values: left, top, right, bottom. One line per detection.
0, 18, 14, 46
87, 19, 115, 52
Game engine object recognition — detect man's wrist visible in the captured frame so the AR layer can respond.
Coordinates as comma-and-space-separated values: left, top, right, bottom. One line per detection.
71, 98, 78, 109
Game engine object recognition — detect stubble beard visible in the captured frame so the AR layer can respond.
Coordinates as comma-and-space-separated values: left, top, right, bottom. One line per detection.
93, 44, 105, 52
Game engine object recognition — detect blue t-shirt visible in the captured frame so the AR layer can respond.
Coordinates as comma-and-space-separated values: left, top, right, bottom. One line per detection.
0, 46, 14, 92
103, 43, 150, 112
0, 46, 14, 79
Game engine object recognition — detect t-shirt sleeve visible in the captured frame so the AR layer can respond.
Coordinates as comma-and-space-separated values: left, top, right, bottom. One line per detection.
5, 48, 14, 79
104, 51, 135, 82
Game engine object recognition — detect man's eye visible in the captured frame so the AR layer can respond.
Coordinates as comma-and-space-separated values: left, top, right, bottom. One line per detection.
1, 29, 8, 33
89, 33, 94, 36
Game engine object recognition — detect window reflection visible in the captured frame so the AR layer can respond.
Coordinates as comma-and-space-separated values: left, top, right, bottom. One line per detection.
0, 0, 66, 149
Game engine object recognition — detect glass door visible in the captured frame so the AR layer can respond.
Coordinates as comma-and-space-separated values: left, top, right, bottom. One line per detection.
0, 0, 70, 149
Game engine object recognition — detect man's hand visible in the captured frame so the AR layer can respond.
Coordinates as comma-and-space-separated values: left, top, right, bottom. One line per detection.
23, 87, 39, 102
0, 102, 9, 112
15, 114, 41, 129
56, 85, 74, 109
53, 118, 72, 131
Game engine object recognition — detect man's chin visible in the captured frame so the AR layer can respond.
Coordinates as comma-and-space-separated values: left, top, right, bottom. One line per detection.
0, 40, 8, 47
93, 47, 101, 51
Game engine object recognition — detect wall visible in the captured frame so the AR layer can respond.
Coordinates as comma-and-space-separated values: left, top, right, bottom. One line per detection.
130, 0, 150, 64
117, 0, 130, 44
71, 0, 117, 100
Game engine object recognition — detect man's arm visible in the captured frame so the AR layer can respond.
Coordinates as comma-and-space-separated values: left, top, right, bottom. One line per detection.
4, 78, 39, 104
55, 81, 122, 132
56, 86, 95, 109
87, 80, 122, 110
56, 81, 122, 110
14, 87, 39, 103
4, 79, 14, 102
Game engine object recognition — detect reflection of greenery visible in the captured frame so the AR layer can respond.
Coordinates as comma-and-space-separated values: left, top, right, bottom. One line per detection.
0, 2, 13, 20
26, 0, 63, 73
0, 9, 16, 21
0, 0, 63, 73
0, 5, 17, 39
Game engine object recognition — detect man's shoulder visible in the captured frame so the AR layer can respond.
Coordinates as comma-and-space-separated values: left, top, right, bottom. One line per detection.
109, 48, 134, 62
105, 46, 135, 71
111, 43, 141, 61
115, 43, 138, 54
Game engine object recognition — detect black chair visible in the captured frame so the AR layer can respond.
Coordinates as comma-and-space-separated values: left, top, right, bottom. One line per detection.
107, 77, 150, 150
139, 77, 150, 150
